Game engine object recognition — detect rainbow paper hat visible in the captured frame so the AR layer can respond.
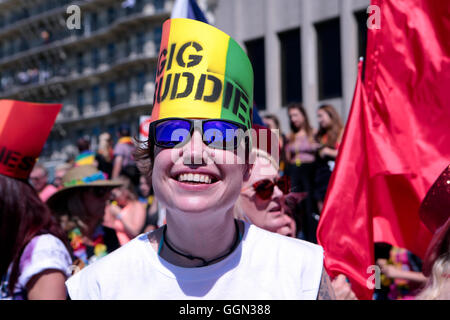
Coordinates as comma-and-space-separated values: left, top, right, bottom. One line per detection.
0, 100, 62, 180
151, 18, 254, 130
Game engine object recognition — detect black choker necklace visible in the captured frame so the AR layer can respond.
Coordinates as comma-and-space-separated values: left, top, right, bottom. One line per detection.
161, 219, 242, 267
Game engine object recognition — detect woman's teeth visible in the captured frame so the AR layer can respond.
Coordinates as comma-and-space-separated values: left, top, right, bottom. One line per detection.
177, 173, 213, 184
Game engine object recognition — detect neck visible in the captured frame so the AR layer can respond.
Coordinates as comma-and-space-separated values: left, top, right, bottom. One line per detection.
161, 210, 240, 267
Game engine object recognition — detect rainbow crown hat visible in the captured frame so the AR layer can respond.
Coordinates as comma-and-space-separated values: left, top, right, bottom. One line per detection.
151, 18, 254, 131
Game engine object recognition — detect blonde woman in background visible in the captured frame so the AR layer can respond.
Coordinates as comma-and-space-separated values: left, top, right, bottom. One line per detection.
235, 125, 297, 237
95, 132, 114, 179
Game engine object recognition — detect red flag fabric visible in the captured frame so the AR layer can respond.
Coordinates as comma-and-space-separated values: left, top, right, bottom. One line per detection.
317, 0, 450, 300
364, 0, 450, 257
317, 61, 374, 300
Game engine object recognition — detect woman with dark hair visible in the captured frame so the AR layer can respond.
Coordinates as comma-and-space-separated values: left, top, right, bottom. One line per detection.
284, 103, 320, 243
314, 104, 344, 214
0, 176, 72, 299
0, 100, 72, 300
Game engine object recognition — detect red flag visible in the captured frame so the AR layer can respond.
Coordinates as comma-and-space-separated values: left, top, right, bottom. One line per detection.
317, 0, 450, 300
364, 0, 450, 258
317, 60, 374, 300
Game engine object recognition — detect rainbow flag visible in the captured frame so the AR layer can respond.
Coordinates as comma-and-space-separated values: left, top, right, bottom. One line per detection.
75, 150, 95, 166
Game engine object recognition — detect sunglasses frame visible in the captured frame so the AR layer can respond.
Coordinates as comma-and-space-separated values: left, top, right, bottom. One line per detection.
148, 117, 249, 150
246, 175, 291, 200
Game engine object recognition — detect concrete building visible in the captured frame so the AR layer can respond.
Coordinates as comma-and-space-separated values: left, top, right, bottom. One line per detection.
214, 0, 371, 131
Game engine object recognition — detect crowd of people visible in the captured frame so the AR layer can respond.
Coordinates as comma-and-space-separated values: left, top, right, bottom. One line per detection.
0, 18, 448, 301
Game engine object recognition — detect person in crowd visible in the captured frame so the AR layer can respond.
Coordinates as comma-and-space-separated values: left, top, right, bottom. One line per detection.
52, 163, 73, 189
284, 103, 320, 243
262, 114, 288, 175
416, 164, 450, 300
314, 104, 344, 214
30, 163, 57, 202
111, 124, 139, 187
65, 18, 334, 299
0, 100, 72, 300
103, 175, 147, 246
137, 174, 160, 233
74, 136, 96, 167
234, 124, 297, 238
46, 165, 122, 270
95, 132, 114, 178
376, 245, 427, 299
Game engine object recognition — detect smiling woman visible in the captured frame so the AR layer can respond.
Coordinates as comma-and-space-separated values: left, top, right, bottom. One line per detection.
65, 18, 333, 300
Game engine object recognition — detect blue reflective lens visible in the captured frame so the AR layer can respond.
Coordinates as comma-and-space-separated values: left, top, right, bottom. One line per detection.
155, 120, 191, 147
203, 121, 241, 149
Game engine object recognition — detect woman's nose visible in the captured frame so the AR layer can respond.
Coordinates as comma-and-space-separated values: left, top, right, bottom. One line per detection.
182, 130, 205, 165
272, 184, 284, 199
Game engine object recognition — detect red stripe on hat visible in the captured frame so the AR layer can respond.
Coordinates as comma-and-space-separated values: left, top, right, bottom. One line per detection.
151, 19, 171, 122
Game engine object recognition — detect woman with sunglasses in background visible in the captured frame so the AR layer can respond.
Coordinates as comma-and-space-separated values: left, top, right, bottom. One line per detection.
235, 125, 297, 238
46, 165, 122, 271
65, 18, 334, 300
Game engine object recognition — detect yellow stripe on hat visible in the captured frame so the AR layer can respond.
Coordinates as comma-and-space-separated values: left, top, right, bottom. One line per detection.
156, 18, 229, 120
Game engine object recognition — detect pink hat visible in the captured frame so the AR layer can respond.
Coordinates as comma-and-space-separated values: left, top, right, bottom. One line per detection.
419, 164, 450, 276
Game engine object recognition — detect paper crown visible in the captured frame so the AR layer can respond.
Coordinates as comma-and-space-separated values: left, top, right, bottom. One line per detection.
151, 18, 254, 130
0, 100, 62, 180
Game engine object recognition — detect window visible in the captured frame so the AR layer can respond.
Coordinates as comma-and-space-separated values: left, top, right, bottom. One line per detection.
108, 82, 116, 107
137, 72, 145, 93
107, 43, 115, 63
154, 27, 162, 54
107, 7, 116, 24
355, 10, 368, 79
136, 32, 145, 54
154, 0, 164, 11
125, 37, 131, 57
92, 86, 100, 110
316, 18, 342, 99
245, 38, 266, 110
279, 28, 302, 105
77, 89, 84, 116
355, 10, 368, 60
91, 12, 98, 32
77, 52, 84, 73
92, 48, 99, 68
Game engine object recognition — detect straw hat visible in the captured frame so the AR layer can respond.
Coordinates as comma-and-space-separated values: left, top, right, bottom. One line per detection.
419, 164, 450, 276
46, 165, 123, 208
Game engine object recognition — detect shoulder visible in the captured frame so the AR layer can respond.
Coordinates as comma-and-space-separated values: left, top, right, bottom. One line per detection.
66, 233, 151, 299
244, 224, 324, 296
247, 223, 323, 258
18, 234, 72, 288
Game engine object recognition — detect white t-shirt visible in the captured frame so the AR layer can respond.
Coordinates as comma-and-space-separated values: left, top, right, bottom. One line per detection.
1, 234, 72, 300
66, 222, 324, 299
